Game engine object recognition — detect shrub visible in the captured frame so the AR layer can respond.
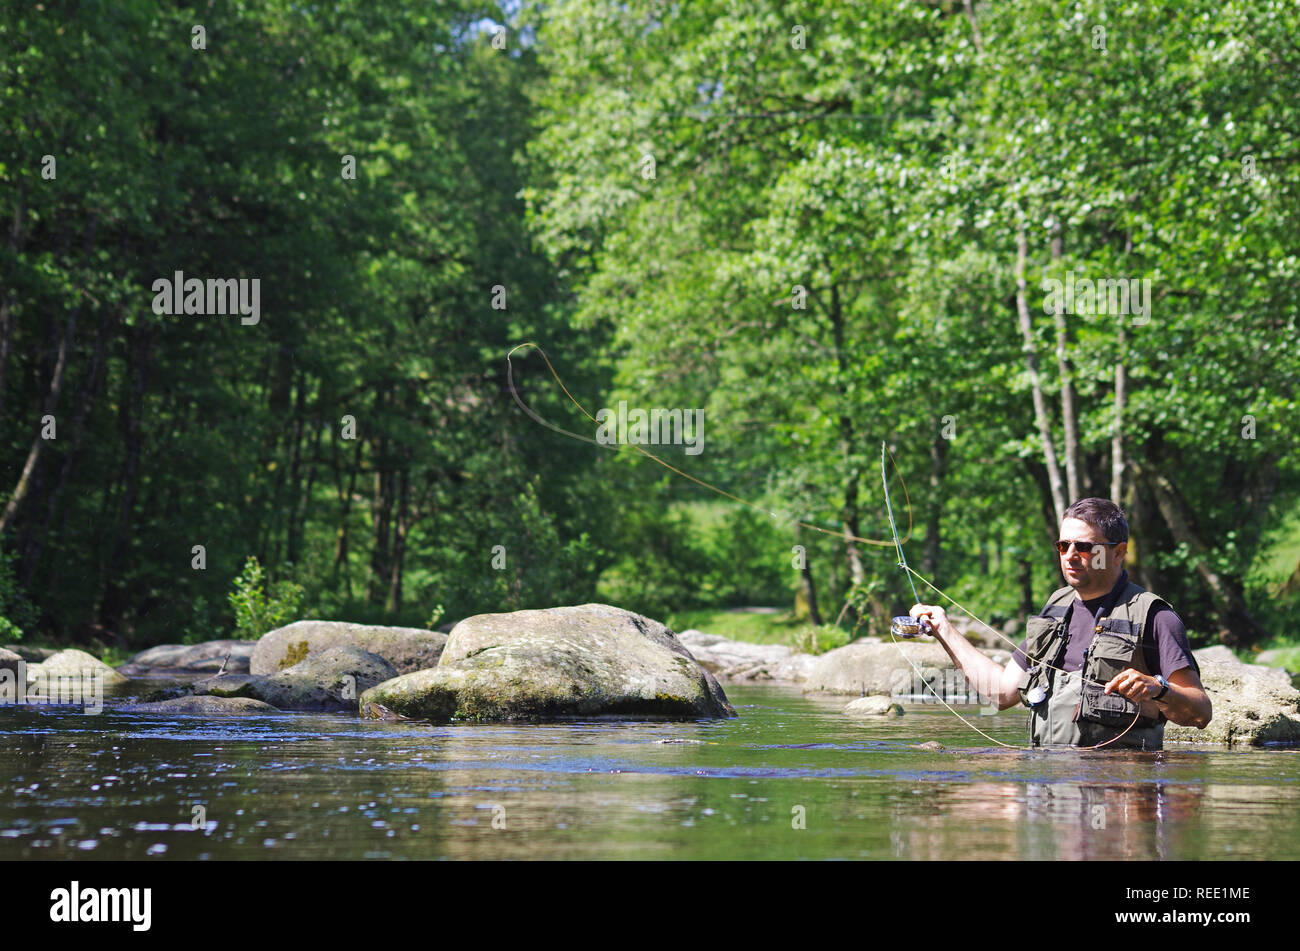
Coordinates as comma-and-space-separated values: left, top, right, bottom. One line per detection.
228, 556, 305, 640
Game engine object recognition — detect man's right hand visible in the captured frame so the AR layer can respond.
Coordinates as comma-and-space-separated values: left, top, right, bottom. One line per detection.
910, 603, 949, 634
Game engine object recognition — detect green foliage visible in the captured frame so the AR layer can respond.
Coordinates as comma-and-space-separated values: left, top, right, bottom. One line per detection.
792, 625, 851, 657
228, 557, 305, 641
0, 549, 36, 643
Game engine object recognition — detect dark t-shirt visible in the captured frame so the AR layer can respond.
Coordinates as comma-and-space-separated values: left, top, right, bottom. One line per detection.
1011, 572, 1199, 678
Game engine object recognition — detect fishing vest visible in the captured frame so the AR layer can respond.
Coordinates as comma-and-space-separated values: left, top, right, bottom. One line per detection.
1017, 580, 1167, 750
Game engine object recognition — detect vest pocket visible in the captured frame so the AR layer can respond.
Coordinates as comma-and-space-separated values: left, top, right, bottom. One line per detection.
1019, 616, 1066, 708
1078, 629, 1140, 727
1085, 628, 1139, 683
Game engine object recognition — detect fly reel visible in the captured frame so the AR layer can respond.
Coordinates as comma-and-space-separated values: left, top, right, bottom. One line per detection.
890, 615, 932, 639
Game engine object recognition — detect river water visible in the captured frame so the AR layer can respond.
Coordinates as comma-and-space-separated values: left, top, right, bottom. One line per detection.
1, 681, 1296, 860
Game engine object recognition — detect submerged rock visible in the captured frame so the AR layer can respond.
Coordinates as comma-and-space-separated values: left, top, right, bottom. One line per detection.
359, 603, 735, 722
124, 696, 280, 715
119, 640, 254, 676
251, 621, 446, 676
360, 701, 410, 721
844, 695, 904, 718
1165, 648, 1300, 746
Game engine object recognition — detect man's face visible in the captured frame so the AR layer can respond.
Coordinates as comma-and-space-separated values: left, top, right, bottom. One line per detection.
1058, 516, 1126, 592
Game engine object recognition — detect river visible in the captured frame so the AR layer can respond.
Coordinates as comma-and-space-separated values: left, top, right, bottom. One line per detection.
1, 681, 1296, 860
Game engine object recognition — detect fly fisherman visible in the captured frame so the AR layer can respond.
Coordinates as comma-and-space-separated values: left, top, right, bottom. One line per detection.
910, 498, 1212, 749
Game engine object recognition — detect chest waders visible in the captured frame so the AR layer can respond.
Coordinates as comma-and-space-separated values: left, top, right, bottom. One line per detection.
1017, 581, 1167, 750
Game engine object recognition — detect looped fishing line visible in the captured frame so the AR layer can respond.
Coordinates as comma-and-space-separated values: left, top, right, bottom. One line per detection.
507, 341, 900, 547
506, 341, 1141, 751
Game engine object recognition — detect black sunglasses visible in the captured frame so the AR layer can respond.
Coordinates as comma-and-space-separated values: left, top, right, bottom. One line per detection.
1056, 540, 1122, 556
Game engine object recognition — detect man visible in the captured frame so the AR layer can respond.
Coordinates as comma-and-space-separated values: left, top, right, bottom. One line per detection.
910, 498, 1211, 748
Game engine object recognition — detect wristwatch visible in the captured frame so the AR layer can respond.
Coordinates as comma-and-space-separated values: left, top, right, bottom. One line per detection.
1152, 674, 1170, 702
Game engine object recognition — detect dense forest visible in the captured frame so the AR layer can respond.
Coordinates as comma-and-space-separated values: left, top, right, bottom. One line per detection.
2, 0, 1298, 655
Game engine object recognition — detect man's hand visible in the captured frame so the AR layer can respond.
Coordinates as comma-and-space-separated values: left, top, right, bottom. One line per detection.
1105, 666, 1212, 728
1103, 668, 1161, 702
909, 603, 949, 633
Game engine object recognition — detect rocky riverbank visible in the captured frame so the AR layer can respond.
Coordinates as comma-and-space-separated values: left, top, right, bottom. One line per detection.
16, 607, 1294, 745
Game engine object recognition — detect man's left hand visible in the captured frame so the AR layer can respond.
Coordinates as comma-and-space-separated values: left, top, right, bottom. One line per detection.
1103, 668, 1160, 702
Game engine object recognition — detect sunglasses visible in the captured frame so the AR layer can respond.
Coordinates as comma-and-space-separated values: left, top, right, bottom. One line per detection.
1056, 540, 1122, 556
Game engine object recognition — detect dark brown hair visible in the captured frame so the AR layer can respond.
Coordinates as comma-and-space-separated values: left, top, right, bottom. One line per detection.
1062, 498, 1129, 543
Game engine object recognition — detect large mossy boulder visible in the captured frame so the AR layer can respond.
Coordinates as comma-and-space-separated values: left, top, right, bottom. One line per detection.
1165, 647, 1300, 746
359, 603, 735, 722
251, 621, 447, 676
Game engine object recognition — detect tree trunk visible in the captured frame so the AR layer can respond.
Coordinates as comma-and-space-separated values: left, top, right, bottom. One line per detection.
1143, 465, 1264, 646
922, 426, 946, 578
1020, 555, 1035, 618
333, 435, 364, 601
795, 525, 823, 626
1050, 223, 1081, 502
827, 281, 867, 611
1015, 229, 1067, 525
386, 463, 409, 614
0, 308, 77, 537
1111, 323, 1127, 502
0, 187, 26, 419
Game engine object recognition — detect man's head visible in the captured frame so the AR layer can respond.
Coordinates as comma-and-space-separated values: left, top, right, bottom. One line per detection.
1057, 498, 1128, 598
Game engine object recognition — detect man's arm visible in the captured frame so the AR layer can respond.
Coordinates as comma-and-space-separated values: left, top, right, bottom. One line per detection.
1103, 666, 1212, 728
909, 604, 1026, 710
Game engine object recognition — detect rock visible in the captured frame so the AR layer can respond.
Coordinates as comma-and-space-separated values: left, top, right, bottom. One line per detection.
2, 644, 57, 663
258, 646, 397, 711
120, 640, 254, 675
195, 648, 397, 712
360, 701, 410, 721
1193, 645, 1242, 667
25, 649, 128, 687
251, 621, 447, 676
844, 696, 904, 718
804, 640, 956, 696
912, 741, 945, 751
0, 647, 22, 676
123, 696, 280, 715
1255, 647, 1300, 673
1165, 654, 1300, 746
676, 629, 816, 682
190, 674, 263, 697
359, 603, 735, 722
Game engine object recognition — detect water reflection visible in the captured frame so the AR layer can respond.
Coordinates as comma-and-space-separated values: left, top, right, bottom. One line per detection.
1, 685, 1299, 859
